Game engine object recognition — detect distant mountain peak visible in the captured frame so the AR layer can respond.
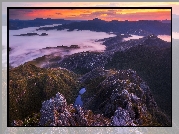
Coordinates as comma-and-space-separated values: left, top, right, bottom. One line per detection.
92, 18, 104, 21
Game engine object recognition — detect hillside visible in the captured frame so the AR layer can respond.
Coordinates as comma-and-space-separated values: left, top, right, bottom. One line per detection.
10, 68, 171, 126
9, 63, 80, 125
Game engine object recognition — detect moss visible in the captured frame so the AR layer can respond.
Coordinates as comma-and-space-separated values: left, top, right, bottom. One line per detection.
140, 112, 162, 126
23, 112, 41, 126
9, 63, 80, 125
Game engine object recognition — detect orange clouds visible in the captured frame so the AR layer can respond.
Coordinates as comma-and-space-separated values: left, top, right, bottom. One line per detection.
9, 9, 171, 21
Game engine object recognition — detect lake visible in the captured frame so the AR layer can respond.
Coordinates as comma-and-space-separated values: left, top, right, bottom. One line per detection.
74, 88, 86, 107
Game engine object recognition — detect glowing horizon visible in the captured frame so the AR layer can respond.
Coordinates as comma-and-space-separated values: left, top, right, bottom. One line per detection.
9, 9, 171, 21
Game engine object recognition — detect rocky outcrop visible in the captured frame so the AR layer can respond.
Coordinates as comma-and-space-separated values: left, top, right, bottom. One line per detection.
105, 41, 171, 118
39, 92, 111, 126
40, 92, 68, 126
82, 69, 170, 126
10, 67, 170, 126
111, 107, 136, 126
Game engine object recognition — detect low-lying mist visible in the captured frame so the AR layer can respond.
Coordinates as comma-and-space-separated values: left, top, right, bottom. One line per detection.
123, 35, 144, 41
157, 35, 171, 42
9, 25, 116, 67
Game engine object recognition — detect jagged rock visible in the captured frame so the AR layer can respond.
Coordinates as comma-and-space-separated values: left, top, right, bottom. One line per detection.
40, 92, 67, 126
82, 69, 167, 126
111, 107, 136, 126
9, 65, 170, 126
105, 41, 171, 119
39, 92, 111, 126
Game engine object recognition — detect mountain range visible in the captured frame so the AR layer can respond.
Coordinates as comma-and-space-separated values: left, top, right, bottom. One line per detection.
9, 18, 171, 36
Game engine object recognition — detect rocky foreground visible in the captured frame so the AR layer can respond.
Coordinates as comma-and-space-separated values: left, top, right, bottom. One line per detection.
9, 64, 170, 126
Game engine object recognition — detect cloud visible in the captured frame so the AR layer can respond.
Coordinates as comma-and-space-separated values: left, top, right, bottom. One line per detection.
70, 15, 77, 17
8, 8, 171, 21
77, 10, 119, 20
9, 9, 35, 19
9, 9, 34, 13
95, 2, 120, 7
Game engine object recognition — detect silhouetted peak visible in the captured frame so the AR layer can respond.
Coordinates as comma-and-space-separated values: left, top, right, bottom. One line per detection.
111, 20, 119, 22
92, 18, 104, 22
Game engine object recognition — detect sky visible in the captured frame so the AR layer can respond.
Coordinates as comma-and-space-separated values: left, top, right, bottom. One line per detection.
9, 8, 171, 21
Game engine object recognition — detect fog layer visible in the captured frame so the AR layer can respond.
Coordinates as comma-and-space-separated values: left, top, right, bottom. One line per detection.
9, 25, 116, 67
3, 26, 174, 68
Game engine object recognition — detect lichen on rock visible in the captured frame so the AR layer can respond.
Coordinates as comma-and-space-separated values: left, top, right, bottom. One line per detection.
39, 92, 111, 126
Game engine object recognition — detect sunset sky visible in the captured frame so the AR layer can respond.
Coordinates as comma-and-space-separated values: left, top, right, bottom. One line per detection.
9, 9, 171, 21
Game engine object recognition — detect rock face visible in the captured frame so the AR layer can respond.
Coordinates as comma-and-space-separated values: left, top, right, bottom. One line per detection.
10, 66, 171, 126
111, 107, 136, 126
39, 68, 171, 126
82, 69, 170, 126
39, 92, 111, 126
105, 41, 171, 118
39, 92, 68, 126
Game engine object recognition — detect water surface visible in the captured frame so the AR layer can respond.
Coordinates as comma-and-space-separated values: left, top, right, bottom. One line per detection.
79, 88, 86, 94
74, 88, 86, 106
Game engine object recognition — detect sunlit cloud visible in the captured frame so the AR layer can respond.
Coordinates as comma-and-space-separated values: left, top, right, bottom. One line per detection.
3, 2, 179, 15
9, 9, 171, 21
